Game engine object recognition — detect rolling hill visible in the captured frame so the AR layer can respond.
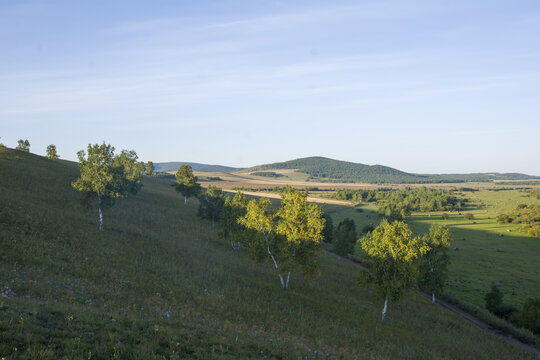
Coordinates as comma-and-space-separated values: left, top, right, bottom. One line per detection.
155, 161, 242, 173
245, 156, 540, 184
1, 146, 536, 359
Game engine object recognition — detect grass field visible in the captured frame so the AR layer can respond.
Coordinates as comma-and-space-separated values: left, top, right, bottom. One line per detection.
1, 147, 538, 359
321, 190, 540, 309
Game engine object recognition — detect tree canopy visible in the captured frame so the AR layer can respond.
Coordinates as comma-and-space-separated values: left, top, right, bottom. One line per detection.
174, 165, 201, 205
418, 224, 452, 303
333, 218, 357, 257
361, 219, 429, 324
16, 139, 30, 152
198, 185, 227, 228
46, 144, 59, 160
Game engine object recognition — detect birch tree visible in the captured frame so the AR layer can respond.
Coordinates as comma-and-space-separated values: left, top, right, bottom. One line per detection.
46, 144, 59, 159
239, 187, 325, 290
361, 219, 429, 325
198, 185, 226, 228
219, 191, 249, 250
16, 139, 30, 152
72, 143, 144, 231
145, 161, 155, 176
174, 165, 201, 205
418, 224, 452, 304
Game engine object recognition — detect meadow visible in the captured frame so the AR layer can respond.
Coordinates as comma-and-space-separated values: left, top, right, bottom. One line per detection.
1, 147, 538, 359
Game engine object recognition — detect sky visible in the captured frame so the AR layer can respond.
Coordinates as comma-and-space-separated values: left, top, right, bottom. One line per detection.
1, 0, 539, 175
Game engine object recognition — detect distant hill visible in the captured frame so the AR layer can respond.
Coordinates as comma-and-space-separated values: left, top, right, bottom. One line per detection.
155, 161, 242, 173
247, 156, 540, 184
425, 173, 540, 181
247, 156, 432, 183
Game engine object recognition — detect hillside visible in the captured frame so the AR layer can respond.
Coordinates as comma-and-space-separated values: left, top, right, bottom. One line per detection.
247, 156, 439, 183
0, 147, 537, 359
246, 156, 539, 184
155, 161, 242, 173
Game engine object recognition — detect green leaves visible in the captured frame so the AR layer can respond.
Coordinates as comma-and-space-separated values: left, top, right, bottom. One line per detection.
46, 144, 59, 160
361, 220, 429, 302
174, 165, 201, 203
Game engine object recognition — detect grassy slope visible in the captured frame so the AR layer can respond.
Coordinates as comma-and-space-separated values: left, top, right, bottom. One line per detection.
0, 147, 537, 359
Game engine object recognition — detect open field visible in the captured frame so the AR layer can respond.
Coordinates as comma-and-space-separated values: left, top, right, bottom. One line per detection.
1, 147, 537, 359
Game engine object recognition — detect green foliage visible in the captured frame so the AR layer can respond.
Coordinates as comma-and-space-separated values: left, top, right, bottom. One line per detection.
418, 225, 452, 300
521, 298, 540, 335
197, 185, 226, 227
251, 171, 284, 177
219, 191, 250, 249
441, 212, 449, 220
71, 143, 143, 231
46, 144, 59, 160
16, 139, 30, 152
239, 187, 325, 288
464, 213, 475, 220
496, 204, 540, 237
321, 213, 333, 243
333, 218, 357, 257
485, 284, 503, 312
361, 220, 429, 302
113, 150, 145, 196
145, 161, 154, 175
174, 165, 201, 205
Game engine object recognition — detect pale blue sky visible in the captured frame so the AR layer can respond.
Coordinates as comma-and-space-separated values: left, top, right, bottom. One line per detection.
1, 0, 539, 174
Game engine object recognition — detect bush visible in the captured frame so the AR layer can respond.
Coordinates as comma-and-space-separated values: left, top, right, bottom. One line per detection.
441, 213, 449, 220
464, 213, 474, 220
493, 304, 519, 320
521, 298, 540, 335
485, 283, 503, 312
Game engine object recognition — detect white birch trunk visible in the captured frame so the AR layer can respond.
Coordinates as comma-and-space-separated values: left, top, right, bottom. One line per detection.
184, 196, 189, 206
285, 271, 291, 289
98, 194, 103, 232
382, 295, 388, 325
432, 293, 436, 304
278, 274, 285, 289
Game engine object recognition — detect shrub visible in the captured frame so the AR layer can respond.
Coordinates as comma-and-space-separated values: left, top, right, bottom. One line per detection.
521, 298, 540, 335
464, 213, 474, 220
493, 304, 519, 320
485, 283, 503, 312
441, 213, 449, 220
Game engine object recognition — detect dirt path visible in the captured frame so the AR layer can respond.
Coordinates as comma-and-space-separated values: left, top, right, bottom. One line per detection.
324, 250, 540, 357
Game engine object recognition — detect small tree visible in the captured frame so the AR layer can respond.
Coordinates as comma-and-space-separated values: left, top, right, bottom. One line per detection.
485, 283, 503, 312
145, 161, 155, 176
72, 143, 143, 231
464, 213, 474, 220
321, 213, 334, 243
174, 165, 201, 205
219, 191, 248, 250
418, 224, 452, 303
198, 185, 226, 228
240, 187, 325, 290
361, 219, 429, 325
46, 144, 59, 159
333, 218, 357, 257
16, 139, 30, 152
441, 213, 449, 220
521, 298, 540, 335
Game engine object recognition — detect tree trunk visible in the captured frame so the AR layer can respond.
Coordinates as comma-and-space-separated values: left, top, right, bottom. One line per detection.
285, 271, 291, 289
184, 196, 189, 206
382, 295, 388, 325
98, 194, 103, 232
432, 293, 436, 304
278, 274, 285, 289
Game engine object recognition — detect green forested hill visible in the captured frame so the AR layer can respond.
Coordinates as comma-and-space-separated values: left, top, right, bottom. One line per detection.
0, 147, 536, 359
155, 161, 241, 173
247, 156, 539, 183
248, 156, 435, 183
